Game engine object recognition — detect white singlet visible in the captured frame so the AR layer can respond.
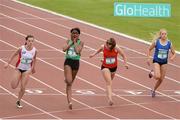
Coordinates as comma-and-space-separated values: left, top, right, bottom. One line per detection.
16, 45, 36, 70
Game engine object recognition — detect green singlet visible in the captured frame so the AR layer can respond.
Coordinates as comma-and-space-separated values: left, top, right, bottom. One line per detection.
65, 39, 81, 60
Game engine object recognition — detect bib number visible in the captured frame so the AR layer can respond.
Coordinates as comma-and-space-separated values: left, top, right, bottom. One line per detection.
106, 57, 115, 64
158, 49, 168, 59
21, 58, 32, 64
67, 48, 77, 57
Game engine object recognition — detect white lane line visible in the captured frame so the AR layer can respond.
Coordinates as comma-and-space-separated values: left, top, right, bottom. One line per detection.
0, 45, 120, 119
3, 100, 177, 119
0, 59, 120, 119
0, 38, 177, 119
1, 23, 180, 101
2, 2, 180, 63
0, 85, 61, 119
0, 13, 179, 85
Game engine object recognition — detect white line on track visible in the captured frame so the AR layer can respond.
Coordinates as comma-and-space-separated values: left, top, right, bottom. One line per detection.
12, 0, 180, 55
1, 22, 180, 101
2, 100, 177, 119
2, 2, 180, 64
0, 12, 179, 85
0, 59, 120, 119
0, 85, 62, 119
0, 38, 177, 119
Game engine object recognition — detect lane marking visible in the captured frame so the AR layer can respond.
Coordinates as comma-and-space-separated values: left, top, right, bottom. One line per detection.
0, 13, 179, 85
0, 85, 61, 119
3, 100, 178, 119
0, 39, 177, 119
2, 2, 180, 60
1, 3, 180, 70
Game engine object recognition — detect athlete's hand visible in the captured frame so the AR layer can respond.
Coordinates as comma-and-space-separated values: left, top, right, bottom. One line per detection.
31, 68, 36, 74
72, 37, 78, 44
124, 64, 129, 69
4, 63, 9, 69
170, 56, 175, 62
147, 58, 151, 66
89, 54, 94, 58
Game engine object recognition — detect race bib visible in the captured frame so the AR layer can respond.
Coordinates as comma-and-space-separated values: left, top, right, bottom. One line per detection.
67, 48, 77, 57
157, 49, 168, 59
21, 58, 32, 64
105, 57, 115, 64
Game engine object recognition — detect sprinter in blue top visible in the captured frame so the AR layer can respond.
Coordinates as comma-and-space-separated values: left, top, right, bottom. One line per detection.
147, 29, 176, 97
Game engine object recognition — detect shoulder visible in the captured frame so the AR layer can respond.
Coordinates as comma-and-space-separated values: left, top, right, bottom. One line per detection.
80, 40, 84, 45
66, 39, 71, 44
167, 39, 172, 47
167, 39, 171, 44
18, 45, 24, 51
115, 45, 121, 51
101, 44, 105, 50
33, 47, 37, 52
154, 39, 159, 45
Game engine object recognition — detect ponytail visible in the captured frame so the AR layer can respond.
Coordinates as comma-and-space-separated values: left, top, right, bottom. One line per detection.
151, 28, 167, 43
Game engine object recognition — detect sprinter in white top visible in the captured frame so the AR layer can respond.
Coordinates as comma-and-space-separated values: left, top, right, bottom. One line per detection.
4, 35, 37, 108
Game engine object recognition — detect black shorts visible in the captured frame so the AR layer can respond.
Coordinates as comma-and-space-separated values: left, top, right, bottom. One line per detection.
64, 59, 80, 70
101, 65, 117, 73
153, 60, 167, 66
18, 69, 27, 73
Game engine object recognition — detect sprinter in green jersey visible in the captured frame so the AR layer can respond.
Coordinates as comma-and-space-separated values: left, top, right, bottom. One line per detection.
63, 28, 84, 109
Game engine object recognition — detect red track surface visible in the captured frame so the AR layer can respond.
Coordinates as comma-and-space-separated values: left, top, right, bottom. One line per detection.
0, 0, 180, 119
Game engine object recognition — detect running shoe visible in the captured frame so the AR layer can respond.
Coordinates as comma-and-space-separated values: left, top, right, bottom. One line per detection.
151, 90, 156, 98
16, 101, 23, 108
149, 70, 153, 78
68, 103, 72, 110
108, 101, 114, 106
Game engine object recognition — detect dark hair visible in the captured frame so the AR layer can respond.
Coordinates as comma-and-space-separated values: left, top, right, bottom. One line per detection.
106, 38, 116, 50
70, 27, 80, 34
25, 35, 34, 45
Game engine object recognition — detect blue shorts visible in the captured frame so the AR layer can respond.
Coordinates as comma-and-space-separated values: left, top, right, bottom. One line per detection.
153, 59, 167, 66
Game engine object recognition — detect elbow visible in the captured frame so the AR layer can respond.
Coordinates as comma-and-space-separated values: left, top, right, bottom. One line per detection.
62, 48, 66, 52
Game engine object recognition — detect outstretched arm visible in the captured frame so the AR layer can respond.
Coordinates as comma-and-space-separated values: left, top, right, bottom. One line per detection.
74, 41, 84, 54
89, 45, 103, 58
31, 50, 37, 74
170, 44, 176, 61
147, 42, 155, 66
4, 48, 21, 68
62, 40, 73, 52
116, 45, 128, 69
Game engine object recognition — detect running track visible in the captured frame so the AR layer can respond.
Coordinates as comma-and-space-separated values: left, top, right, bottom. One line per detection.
0, 0, 180, 119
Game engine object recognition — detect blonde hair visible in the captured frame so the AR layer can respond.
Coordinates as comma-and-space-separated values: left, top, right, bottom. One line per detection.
151, 28, 168, 42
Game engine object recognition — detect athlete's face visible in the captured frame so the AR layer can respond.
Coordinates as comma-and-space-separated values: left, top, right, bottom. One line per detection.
26, 37, 34, 46
71, 30, 79, 41
107, 42, 113, 47
160, 30, 167, 40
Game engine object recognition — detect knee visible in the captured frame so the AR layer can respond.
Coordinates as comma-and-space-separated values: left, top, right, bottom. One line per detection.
106, 81, 112, 86
158, 79, 163, 83
65, 79, 72, 86
11, 85, 16, 89
20, 87, 25, 92
11, 83, 17, 89
154, 74, 161, 80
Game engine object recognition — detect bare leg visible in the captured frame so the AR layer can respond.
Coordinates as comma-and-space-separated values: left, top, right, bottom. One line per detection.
11, 69, 21, 89
64, 65, 73, 109
157, 64, 167, 89
153, 63, 161, 91
102, 68, 113, 105
18, 70, 31, 102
